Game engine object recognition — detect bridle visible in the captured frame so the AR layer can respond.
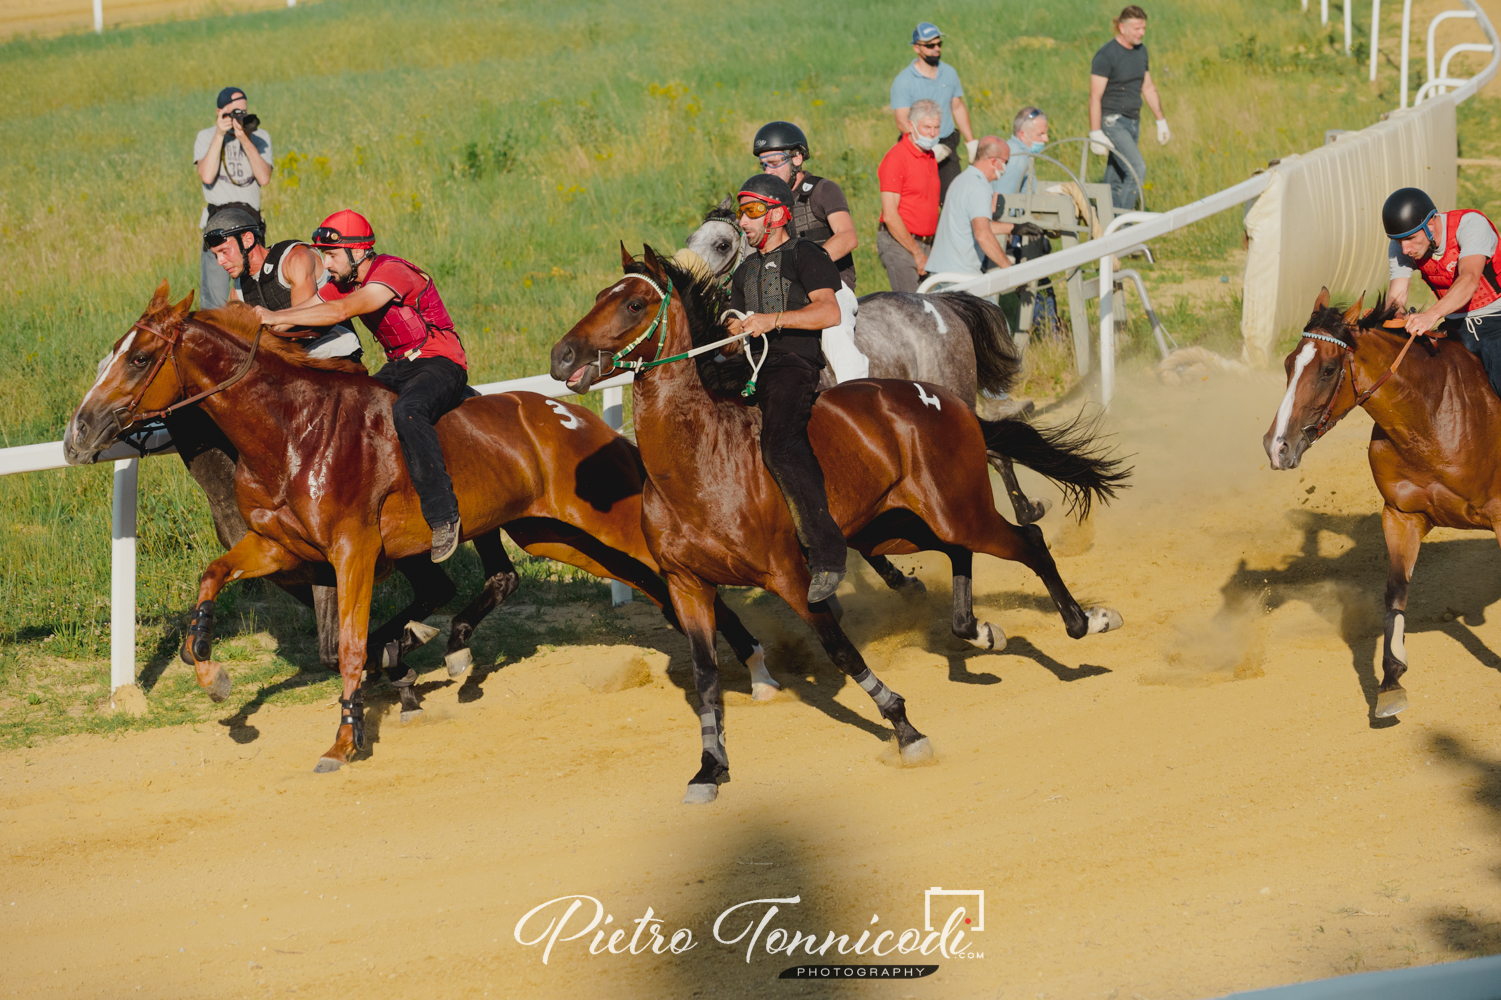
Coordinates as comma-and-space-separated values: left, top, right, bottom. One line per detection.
1302, 321, 1424, 442
595, 273, 674, 378
109, 314, 262, 433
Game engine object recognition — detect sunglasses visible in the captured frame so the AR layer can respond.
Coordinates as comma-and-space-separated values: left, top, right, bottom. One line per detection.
918, 40, 943, 48
736, 201, 778, 219
759, 153, 794, 170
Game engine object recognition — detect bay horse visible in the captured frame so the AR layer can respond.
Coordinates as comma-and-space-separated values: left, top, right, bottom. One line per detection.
551, 245, 1129, 804
684, 203, 1050, 527
1263, 288, 1501, 718
63, 283, 771, 771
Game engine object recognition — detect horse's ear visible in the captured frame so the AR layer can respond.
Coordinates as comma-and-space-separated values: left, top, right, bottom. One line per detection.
148, 280, 171, 311
619, 241, 634, 271
641, 243, 667, 279
171, 290, 196, 318
718, 194, 734, 212
1341, 293, 1365, 326
1313, 286, 1330, 312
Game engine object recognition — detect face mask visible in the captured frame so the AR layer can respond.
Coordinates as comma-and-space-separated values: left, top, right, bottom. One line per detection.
912, 131, 939, 150
921, 53, 941, 67
1028, 140, 1045, 154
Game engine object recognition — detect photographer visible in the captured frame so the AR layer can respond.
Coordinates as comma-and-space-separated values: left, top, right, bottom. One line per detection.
193, 86, 272, 309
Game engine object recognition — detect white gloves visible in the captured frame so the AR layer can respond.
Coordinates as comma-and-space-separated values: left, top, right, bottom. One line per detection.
1088, 129, 1115, 155
933, 144, 952, 164
1156, 118, 1171, 145
965, 139, 979, 162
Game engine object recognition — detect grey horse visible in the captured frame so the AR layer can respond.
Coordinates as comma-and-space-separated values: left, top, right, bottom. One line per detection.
684, 200, 1049, 535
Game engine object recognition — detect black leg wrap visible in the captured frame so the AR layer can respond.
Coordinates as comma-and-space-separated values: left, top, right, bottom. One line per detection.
689, 750, 731, 786
181, 600, 216, 665
341, 693, 366, 751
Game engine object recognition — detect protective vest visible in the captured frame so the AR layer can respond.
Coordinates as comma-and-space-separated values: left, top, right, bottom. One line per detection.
1417, 210, 1501, 314
740, 238, 815, 316
236, 240, 305, 312
791, 174, 855, 277
357, 255, 460, 360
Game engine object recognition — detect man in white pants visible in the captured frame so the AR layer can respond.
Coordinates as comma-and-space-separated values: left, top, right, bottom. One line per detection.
751, 121, 867, 381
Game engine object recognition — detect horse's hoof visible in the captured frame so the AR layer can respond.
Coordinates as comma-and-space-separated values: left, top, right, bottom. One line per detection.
204, 668, 232, 703
405, 620, 440, 645
751, 681, 780, 702
898, 575, 927, 596
966, 622, 1007, 651
400, 707, 424, 724
682, 783, 720, 804
1019, 498, 1053, 525
313, 757, 343, 773
1086, 606, 1124, 635
1375, 687, 1409, 718
445, 647, 473, 678
900, 737, 935, 766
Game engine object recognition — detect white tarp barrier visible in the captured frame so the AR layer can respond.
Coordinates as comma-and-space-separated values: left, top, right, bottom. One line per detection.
1240, 96, 1458, 366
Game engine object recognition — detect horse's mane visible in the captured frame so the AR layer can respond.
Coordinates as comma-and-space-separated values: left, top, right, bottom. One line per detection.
1357, 295, 1403, 332
1305, 302, 1356, 348
193, 303, 370, 375
624, 255, 753, 400
701, 204, 736, 226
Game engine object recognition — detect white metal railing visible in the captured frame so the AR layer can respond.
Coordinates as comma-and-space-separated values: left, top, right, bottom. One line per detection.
0, 372, 631, 702
90, 0, 296, 34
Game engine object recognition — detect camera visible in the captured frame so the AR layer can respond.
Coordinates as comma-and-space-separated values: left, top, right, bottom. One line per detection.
227, 108, 261, 135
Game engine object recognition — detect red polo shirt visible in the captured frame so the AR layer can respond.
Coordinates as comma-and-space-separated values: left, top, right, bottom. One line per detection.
878, 136, 940, 238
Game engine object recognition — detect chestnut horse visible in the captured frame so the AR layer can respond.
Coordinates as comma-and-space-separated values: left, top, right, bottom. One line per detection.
63, 284, 769, 771
551, 246, 1129, 804
1264, 288, 1501, 719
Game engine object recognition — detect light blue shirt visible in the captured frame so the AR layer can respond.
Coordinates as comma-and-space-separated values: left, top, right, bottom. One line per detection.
993, 135, 1036, 196
925, 166, 996, 276
889, 61, 964, 138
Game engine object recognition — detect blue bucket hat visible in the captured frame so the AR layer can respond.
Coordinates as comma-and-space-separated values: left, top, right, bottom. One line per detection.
912, 22, 942, 44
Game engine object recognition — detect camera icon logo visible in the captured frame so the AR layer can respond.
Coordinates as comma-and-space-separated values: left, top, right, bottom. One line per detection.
924, 886, 985, 932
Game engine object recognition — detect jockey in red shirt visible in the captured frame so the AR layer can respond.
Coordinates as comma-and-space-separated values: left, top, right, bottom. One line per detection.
254, 210, 469, 562
1385, 187, 1501, 397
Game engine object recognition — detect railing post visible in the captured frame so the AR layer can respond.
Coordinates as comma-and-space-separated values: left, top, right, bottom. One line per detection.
1099, 254, 1116, 409
1371, 0, 1381, 81
601, 385, 632, 607
1322, 0, 1329, 25
110, 458, 138, 698
93, 0, 102, 32
1401, 0, 1414, 106
1345, 0, 1353, 54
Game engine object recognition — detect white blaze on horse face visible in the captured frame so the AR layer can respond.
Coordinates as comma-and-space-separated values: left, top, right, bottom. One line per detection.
545, 398, 584, 430
921, 299, 949, 336
1271, 342, 1317, 465
90, 331, 135, 391
915, 382, 942, 410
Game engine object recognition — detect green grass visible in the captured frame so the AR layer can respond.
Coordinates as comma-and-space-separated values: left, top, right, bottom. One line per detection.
0, 0, 1493, 739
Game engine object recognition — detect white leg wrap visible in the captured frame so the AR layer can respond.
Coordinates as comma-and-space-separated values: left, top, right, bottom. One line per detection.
746, 644, 780, 701
1391, 612, 1407, 663
854, 668, 897, 710
821, 286, 868, 382
700, 709, 726, 763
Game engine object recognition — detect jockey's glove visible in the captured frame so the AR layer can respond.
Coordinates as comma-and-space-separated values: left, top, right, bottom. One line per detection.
1156, 118, 1171, 145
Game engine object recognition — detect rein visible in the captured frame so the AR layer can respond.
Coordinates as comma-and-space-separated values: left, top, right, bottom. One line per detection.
595, 273, 763, 394
112, 316, 263, 432
1304, 319, 1424, 442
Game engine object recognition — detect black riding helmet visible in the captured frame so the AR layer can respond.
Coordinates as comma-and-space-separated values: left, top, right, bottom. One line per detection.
753, 121, 810, 161
1383, 187, 1439, 241
202, 204, 265, 252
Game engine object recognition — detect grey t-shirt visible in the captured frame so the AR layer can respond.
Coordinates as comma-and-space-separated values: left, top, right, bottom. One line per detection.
1091, 40, 1149, 120
926, 165, 998, 276
193, 125, 272, 226
1390, 212, 1501, 318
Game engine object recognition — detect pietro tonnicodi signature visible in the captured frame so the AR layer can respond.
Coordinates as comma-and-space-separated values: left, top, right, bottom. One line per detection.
512, 887, 986, 966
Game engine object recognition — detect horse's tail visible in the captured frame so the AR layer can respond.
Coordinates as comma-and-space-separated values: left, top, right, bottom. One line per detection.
929, 291, 1021, 396
980, 415, 1132, 520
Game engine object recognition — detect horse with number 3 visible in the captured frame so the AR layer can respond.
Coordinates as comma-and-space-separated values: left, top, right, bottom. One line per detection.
1263, 288, 1501, 719
551, 245, 1130, 804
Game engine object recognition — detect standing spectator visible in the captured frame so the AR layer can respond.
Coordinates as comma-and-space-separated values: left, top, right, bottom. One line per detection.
876, 99, 942, 293
1088, 5, 1170, 211
752, 121, 866, 381
925, 136, 1022, 277
890, 21, 976, 204
994, 107, 1049, 196
194, 86, 272, 308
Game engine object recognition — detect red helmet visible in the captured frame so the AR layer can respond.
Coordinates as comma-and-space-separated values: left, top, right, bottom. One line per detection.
311, 209, 375, 249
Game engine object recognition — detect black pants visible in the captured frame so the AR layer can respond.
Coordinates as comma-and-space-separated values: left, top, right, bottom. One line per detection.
752, 352, 846, 574
373, 356, 468, 527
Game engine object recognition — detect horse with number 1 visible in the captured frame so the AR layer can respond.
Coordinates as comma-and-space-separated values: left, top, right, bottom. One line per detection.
63, 284, 773, 772
1264, 288, 1501, 719
551, 245, 1130, 804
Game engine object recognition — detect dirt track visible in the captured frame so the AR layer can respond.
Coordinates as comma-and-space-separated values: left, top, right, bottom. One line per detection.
4, 368, 1501, 999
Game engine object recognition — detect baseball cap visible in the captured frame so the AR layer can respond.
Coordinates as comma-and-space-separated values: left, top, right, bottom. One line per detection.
216, 86, 247, 109
912, 22, 942, 43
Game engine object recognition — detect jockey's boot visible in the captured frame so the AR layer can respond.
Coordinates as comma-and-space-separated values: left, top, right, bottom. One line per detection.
431, 516, 462, 564
807, 569, 845, 605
